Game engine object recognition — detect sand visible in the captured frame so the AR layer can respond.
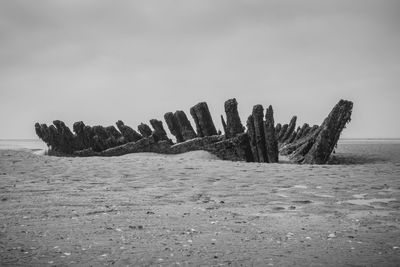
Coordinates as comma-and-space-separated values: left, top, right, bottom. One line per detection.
0, 141, 400, 266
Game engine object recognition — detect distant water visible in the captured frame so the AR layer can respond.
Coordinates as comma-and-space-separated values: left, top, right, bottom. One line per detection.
331, 139, 400, 165
340, 138, 400, 144
0, 139, 47, 154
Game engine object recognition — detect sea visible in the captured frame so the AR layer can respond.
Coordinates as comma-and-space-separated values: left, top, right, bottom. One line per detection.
0, 139, 47, 154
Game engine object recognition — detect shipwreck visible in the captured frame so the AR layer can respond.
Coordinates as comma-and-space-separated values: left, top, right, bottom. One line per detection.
35, 99, 353, 164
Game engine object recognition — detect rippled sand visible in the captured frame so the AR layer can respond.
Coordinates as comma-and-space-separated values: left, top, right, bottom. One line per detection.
0, 141, 399, 266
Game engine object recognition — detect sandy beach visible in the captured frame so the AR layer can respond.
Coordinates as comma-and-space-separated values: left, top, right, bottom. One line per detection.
0, 141, 400, 266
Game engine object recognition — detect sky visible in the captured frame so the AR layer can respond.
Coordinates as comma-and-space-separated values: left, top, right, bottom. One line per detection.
0, 0, 399, 139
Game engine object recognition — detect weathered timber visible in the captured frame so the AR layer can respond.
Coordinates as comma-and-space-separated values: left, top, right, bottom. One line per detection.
74, 136, 172, 157
287, 131, 297, 144
164, 112, 184, 143
34, 123, 44, 140
280, 124, 321, 157
36, 122, 68, 152
137, 123, 152, 137
264, 105, 279, 163
35, 98, 353, 165
116, 120, 142, 142
294, 123, 310, 141
252, 105, 268, 162
190, 108, 201, 137
35, 123, 48, 146
246, 115, 259, 162
204, 133, 253, 162
74, 133, 252, 162
52, 121, 71, 151
282, 100, 353, 164
310, 125, 319, 134
302, 100, 352, 164
108, 126, 126, 145
83, 126, 94, 148
72, 121, 87, 149
170, 135, 224, 154
172, 134, 252, 162
90, 125, 118, 151
150, 119, 171, 143
174, 111, 197, 141
92, 125, 110, 140
47, 125, 59, 149
300, 125, 312, 139
51, 120, 76, 154
224, 98, 244, 138
221, 115, 227, 136
105, 125, 122, 139
280, 116, 297, 143
275, 123, 282, 138
278, 124, 288, 141
92, 125, 119, 151
190, 102, 217, 137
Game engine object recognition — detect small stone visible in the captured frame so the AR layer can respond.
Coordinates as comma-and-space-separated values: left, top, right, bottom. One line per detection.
286, 232, 294, 238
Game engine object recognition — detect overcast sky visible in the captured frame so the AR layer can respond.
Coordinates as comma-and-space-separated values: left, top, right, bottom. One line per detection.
0, 0, 399, 139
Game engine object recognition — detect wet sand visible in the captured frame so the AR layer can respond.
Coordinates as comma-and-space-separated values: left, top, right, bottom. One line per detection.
0, 141, 400, 266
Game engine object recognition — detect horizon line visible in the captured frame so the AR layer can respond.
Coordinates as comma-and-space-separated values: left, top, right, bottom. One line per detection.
1, 138, 400, 141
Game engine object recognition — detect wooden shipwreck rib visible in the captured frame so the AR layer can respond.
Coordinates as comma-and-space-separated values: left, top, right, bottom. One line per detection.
35, 99, 353, 164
